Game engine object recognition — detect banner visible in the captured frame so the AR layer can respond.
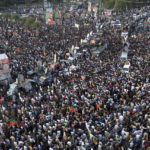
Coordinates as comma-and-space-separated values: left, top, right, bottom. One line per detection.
0, 53, 10, 76
45, 8, 53, 24
88, 2, 92, 12
48, 18, 55, 25
104, 9, 112, 17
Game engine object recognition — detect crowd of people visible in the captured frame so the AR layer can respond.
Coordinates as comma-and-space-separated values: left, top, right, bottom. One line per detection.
0, 4, 150, 150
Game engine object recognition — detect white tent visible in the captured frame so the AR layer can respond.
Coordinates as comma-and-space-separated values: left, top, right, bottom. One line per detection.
120, 51, 128, 59
7, 83, 18, 96
0, 53, 9, 64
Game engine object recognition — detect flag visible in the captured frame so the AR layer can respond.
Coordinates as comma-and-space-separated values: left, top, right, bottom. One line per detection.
69, 107, 76, 113
8, 119, 17, 127
0, 97, 4, 105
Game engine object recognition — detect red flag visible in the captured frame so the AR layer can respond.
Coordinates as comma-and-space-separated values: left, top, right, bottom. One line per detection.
8, 120, 17, 127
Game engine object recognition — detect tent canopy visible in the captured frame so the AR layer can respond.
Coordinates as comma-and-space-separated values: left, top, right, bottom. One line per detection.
0, 53, 9, 64
0, 54, 8, 60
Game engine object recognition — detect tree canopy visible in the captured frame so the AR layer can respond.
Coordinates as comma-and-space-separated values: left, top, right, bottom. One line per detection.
103, 0, 150, 9
0, 0, 149, 9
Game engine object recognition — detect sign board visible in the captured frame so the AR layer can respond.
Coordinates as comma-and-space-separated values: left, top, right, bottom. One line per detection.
0, 53, 10, 81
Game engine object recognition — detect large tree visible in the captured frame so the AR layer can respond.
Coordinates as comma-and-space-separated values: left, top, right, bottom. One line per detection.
0, 0, 149, 8
0, 0, 42, 7
103, 0, 149, 9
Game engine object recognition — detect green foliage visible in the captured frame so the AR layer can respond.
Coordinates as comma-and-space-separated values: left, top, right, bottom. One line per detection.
2, 13, 12, 18
25, 17, 35, 26
102, 0, 149, 10
20, 17, 27, 24
48, 0, 63, 4
103, 0, 115, 9
115, 0, 134, 10
0, 1, 5, 7
23, 17, 41, 29
0, 0, 43, 7
0, 13, 41, 29
11, 14, 20, 21
31, 21, 40, 29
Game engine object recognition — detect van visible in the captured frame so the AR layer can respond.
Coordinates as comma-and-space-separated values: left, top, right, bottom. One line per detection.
123, 61, 130, 73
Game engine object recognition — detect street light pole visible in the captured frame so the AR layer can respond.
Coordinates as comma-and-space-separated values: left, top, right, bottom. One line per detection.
114, 0, 118, 10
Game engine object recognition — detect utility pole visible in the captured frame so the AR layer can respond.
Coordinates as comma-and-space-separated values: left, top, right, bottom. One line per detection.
99, 0, 103, 15
43, 0, 47, 23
